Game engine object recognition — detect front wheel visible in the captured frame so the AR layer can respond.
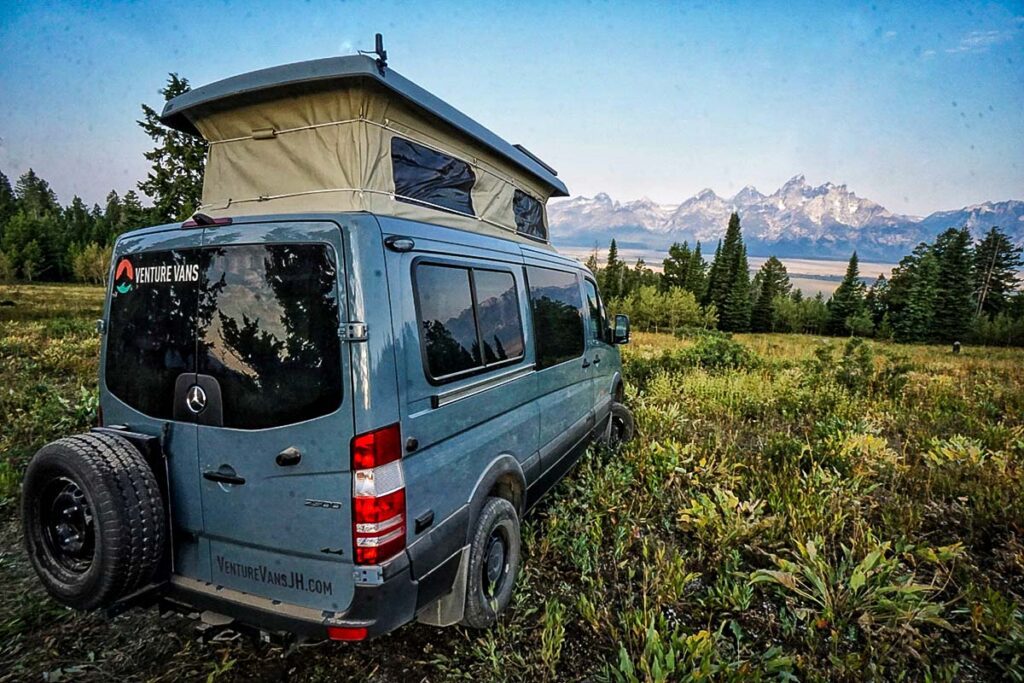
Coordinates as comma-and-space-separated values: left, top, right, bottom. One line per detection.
607, 402, 635, 447
461, 497, 521, 629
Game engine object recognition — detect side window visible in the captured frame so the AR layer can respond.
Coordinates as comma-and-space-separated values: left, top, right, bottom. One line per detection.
414, 263, 525, 383
583, 278, 606, 343
391, 137, 475, 216
526, 266, 585, 369
474, 269, 525, 363
513, 190, 547, 241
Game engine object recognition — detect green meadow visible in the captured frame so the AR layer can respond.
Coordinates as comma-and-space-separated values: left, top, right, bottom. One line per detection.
1, 284, 1022, 681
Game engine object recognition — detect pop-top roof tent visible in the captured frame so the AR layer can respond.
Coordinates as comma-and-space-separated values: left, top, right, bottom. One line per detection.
160, 46, 568, 247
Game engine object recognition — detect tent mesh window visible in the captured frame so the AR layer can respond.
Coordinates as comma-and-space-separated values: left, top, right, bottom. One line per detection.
391, 137, 476, 216
513, 189, 546, 240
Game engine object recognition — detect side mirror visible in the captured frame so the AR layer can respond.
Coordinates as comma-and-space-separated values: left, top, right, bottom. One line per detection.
612, 314, 631, 345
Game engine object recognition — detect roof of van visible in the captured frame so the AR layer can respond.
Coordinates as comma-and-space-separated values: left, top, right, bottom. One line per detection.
160, 55, 569, 198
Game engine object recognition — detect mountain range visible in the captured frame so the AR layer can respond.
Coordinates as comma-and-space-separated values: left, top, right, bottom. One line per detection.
547, 175, 1024, 261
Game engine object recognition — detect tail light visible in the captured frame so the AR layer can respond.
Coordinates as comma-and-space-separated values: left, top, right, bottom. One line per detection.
327, 625, 367, 641
351, 423, 406, 565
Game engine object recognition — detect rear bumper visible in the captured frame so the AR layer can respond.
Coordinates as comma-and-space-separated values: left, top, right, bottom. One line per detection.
162, 562, 419, 641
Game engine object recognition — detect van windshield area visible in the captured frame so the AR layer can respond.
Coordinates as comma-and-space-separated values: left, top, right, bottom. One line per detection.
106, 244, 342, 429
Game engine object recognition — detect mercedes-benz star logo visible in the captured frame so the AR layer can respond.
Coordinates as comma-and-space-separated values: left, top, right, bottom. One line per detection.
185, 385, 208, 414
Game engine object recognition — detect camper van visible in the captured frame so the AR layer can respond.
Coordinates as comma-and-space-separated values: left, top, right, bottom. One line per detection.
21, 52, 633, 641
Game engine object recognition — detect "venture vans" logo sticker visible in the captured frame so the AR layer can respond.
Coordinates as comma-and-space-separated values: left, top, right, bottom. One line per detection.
113, 257, 199, 295
114, 259, 134, 294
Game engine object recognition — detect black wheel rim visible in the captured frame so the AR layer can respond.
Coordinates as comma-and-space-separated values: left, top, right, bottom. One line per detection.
482, 527, 509, 599
39, 476, 95, 574
610, 416, 626, 444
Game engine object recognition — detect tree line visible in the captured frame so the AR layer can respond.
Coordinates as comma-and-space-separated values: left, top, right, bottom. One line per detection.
2, 72, 1021, 348
589, 212, 1024, 346
0, 75, 205, 284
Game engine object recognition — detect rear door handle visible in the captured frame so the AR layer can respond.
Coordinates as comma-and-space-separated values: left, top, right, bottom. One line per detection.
203, 471, 246, 486
593, 356, 601, 365
582, 359, 591, 368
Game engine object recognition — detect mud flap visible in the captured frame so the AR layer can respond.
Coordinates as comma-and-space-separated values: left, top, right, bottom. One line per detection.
416, 546, 469, 627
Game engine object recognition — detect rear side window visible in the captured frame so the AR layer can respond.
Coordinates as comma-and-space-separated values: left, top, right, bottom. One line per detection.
391, 137, 475, 216
414, 263, 524, 382
197, 244, 342, 429
513, 190, 546, 240
526, 266, 584, 368
106, 249, 201, 420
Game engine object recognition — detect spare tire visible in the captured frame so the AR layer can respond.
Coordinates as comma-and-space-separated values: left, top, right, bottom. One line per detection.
22, 432, 165, 610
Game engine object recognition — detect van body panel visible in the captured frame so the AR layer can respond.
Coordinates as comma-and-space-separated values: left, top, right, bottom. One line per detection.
342, 214, 403, 437
378, 216, 539, 576
521, 255, 595, 471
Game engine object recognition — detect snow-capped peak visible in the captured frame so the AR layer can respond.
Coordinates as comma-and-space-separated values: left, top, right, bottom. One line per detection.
546, 177, 1024, 261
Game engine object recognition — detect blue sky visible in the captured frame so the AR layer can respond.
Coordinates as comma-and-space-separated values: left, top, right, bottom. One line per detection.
0, 0, 1021, 216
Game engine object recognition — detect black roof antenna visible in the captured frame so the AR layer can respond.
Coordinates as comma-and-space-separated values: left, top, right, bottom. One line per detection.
359, 33, 388, 75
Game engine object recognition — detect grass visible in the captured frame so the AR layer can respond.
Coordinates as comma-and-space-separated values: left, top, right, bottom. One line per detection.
1, 284, 1023, 680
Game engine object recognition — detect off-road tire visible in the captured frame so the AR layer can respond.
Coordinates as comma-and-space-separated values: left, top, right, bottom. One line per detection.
461, 497, 521, 629
608, 402, 635, 446
22, 432, 165, 610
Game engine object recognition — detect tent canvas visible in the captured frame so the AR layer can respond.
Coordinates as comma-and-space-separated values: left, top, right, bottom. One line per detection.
162, 56, 568, 247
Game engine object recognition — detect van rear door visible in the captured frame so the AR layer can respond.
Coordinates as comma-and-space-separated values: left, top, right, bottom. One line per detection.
194, 221, 355, 613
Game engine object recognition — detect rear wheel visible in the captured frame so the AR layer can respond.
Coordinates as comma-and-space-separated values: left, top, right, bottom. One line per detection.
461, 497, 521, 629
22, 433, 165, 610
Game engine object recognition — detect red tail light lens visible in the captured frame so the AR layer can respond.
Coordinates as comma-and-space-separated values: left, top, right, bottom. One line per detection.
352, 423, 406, 565
327, 625, 367, 641
351, 423, 402, 470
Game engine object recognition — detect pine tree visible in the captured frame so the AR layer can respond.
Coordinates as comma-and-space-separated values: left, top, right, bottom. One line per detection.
720, 243, 751, 331
686, 242, 706, 298
662, 242, 691, 291
9, 170, 63, 280
865, 274, 889, 327
826, 252, 866, 335
63, 197, 95, 249
0, 171, 15, 236
603, 239, 623, 299
138, 74, 207, 222
583, 248, 600, 276
931, 227, 974, 342
705, 214, 744, 309
14, 169, 60, 218
973, 227, 1023, 316
703, 239, 723, 307
703, 213, 752, 332
888, 244, 938, 343
119, 190, 147, 235
750, 256, 791, 332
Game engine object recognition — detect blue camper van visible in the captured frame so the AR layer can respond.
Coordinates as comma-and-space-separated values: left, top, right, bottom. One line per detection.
21, 52, 633, 641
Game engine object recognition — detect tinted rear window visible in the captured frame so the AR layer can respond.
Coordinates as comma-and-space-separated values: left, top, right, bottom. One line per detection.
106, 249, 201, 420
526, 266, 584, 369
197, 244, 342, 429
105, 244, 342, 429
